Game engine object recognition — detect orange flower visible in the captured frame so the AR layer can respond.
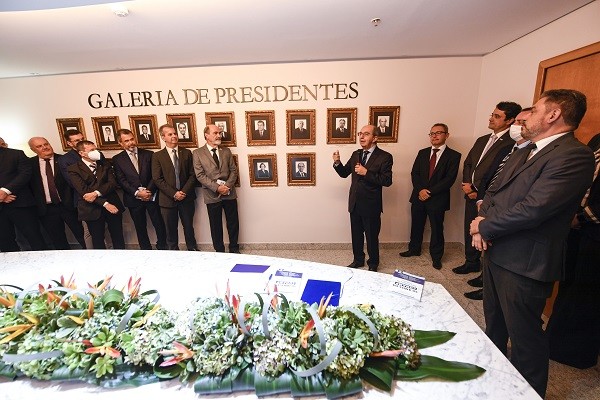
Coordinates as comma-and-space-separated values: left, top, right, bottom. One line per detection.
370, 349, 405, 358
0, 290, 16, 308
60, 273, 77, 290
159, 341, 195, 367
299, 319, 315, 349
126, 276, 141, 298
82, 340, 121, 358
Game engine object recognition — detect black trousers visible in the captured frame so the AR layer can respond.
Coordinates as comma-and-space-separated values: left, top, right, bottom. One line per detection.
161, 201, 197, 250
350, 210, 381, 268
85, 210, 125, 250
463, 198, 481, 268
39, 204, 70, 250
0, 206, 47, 252
206, 199, 239, 252
129, 201, 167, 250
62, 206, 86, 249
483, 257, 553, 398
408, 202, 446, 262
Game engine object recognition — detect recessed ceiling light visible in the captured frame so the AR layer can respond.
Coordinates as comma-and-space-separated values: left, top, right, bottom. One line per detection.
110, 4, 129, 17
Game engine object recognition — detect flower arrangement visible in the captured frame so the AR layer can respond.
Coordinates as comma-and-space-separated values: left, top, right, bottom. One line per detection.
1, 275, 485, 398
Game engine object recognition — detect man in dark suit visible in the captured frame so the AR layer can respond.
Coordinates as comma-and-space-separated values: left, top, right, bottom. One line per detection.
453, 101, 521, 275
470, 89, 594, 397
56, 129, 87, 248
375, 117, 390, 136
0, 141, 47, 252
332, 118, 349, 138
152, 124, 198, 251
217, 122, 230, 141
193, 124, 240, 253
138, 125, 153, 143
400, 123, 461, 269
333, 124, 393, 272
292, 120, 309, 139
28, 137, 82, 250
113, 129, 166, 250
67, 140, 125, 249
294, 162, 309, 179
252, 120, 269, 140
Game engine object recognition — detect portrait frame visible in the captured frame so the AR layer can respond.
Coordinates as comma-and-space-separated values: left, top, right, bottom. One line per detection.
287, 152, 316, 186
286, 109, 316, 146
166, 113, 198, 148
231, 154, 241, 187
128, 114, 160, 149
91, 116, 121, 150
56, 117, 86, 152
369, 106, 400, 143
248, 153, 278, 187
205, 111, 237, 147
327, 108, 357, 144
246, 110, 276, 146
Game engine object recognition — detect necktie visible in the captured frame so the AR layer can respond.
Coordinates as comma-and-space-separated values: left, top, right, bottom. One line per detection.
429, 148, 439, 179
129, 151, 139, 173
172, 149, 180, 189
90, 162, 97, 176
44, 159, 60, 204
525, 142, 538, 161
361, 150, 369, 166
211, 148, 220, 168
489, 146, 517, 187
480, 134, 498, 160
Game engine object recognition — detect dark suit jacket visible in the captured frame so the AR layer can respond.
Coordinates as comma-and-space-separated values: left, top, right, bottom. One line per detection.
475, 144, 514, 201
375, 126, 390, 136
479, 133, 594, 282
252, 130, 269, 140
67, 160, 124, 221
29, 154, 75, 215
333, 128, 348, 138
334, 146, 393, 217
112, 148, 158, 208
463, 131, 515, 191
577, 158, 600, 241
409, 146, 461, 211
151, 147, 197, 208
0, 147, 35, 209
293, 128, 310, 139
256, 169, 270, 179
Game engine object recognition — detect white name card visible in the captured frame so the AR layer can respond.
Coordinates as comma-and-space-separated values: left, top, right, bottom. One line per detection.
271, 269, 303, 296
388, 270, 425, 301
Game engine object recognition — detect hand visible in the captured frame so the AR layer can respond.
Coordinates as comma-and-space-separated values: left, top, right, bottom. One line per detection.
461, 183, 472, 195
3, 194, 16, 203
471, 233, 490, 251
174, 190, 186, 201
469, 216, 485, 235
104, 203, 119, 214
467, 191, 478, 200
332, 150, 340, 163
0, 191, 7, 202
83, 192, 98, 203
138, 189, 152, 201
354, 163, 367, 176
418, 189, 431, 201
217, 185, 230, 195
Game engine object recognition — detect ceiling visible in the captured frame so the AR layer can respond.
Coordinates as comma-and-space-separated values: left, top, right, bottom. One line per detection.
0, 0, 594, 79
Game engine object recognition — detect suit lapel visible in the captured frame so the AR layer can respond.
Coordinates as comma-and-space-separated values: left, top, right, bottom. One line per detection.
430, 148, 448, 179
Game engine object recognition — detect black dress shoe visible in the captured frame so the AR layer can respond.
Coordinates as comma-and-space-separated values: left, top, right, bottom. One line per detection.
452, 263, 480, 274
188, 247, 200, 251
346, 261, 364, 269
399, 250, 421, 257
464, 288, 483, 300
432, 260, 442, 270
368, 266, 378, 272
467, 274, 483, 287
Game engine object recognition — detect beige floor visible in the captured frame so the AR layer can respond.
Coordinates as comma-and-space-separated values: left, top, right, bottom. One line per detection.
244, 243, 600, 400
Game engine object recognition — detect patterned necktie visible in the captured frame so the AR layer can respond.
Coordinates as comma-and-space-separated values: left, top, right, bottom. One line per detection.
129, 151, 139, 173
361, 150, 369, 166
489, 145, 517, 187
44, 159, 60, 204
429, 148, 439, 179
172, 149, 180, 189
89, 162, 97, 176
211, 148, 220, 168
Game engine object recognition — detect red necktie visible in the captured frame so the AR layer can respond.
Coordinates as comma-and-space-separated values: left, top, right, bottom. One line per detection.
44, 158, 61, 204
429, 148, 439, 179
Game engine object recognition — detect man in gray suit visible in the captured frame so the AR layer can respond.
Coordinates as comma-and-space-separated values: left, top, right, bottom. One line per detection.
470, 89, 594, 398
193, 124, 240, 253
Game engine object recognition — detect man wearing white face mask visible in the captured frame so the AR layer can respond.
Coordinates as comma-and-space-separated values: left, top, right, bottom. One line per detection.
67, 140, 125, 249
465, 108, 532, 300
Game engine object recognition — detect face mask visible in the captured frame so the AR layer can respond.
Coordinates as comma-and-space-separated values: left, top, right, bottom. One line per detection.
88, 149, 102, 161
509, 125, 523, 142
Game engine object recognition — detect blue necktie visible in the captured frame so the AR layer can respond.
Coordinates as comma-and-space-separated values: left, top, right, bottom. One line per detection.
173, 149, 180, 189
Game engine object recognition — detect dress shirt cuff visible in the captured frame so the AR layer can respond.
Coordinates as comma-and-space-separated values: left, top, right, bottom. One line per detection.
0, 187, 11, 195
95, 190, 102, 196
102, 201, 109, 208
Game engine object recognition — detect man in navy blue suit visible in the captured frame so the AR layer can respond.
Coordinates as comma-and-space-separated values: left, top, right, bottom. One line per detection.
113, 129, 166, 250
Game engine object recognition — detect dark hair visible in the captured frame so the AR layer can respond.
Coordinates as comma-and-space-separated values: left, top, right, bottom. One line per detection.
159, 124, 174, 135
63, 129, 82, 142
540, 89, 587, 129
116, 128, 133, 142
432, 123, 448, 133
496, 102, 522, 121
75, 140, 95, 152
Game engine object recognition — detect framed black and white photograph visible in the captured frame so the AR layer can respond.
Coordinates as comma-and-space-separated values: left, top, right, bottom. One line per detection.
286, 109, 315, 146
166, 113, 198, 148
369, 106, 400, 143
206, 111, 236, 147
91, 116, 121, 150
246, 110, 276, 146
248, 153, 278, 187
327, 108, 357, 144
129, 114, 160, 149
56, 117, 86, 152
287, 152, 315, 186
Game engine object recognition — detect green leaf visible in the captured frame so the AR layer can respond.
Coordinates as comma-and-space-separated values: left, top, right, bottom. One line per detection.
359, 357, 396, 392
57, 316, 81, 328
230, 365, 254, 391
101, 289, 124, 308
0, 360, 17, 379
153, 357, 185, 380
414, 330, 456, 349
86, 363, 159, 387
194, 373, 232, 394
323, 374, 363, 400
396, 355, 485, 382
254, 369, 292, 397
50, 366, 86, 381
290, 372, 325, 397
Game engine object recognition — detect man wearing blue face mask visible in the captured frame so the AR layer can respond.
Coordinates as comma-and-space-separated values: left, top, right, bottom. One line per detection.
67, 140, 125, 249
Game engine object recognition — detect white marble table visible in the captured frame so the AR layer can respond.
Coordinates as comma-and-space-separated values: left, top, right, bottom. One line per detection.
0, 250, 540, 400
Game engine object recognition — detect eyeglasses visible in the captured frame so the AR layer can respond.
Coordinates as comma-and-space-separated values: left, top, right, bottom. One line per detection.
428, 131, 447, 137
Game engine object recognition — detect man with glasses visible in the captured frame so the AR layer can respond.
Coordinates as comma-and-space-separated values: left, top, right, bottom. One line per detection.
400, 123, 461, 269
333, 124, 393, 272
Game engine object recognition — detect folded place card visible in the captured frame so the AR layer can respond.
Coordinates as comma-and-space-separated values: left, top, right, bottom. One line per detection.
301, 279, 341, 306
228, 264, 271, 295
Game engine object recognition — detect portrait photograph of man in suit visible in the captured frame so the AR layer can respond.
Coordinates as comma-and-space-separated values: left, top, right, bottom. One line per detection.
103, 126, 116, 143
251, 120, 269, 140
138, 124, 153, 143
332, 118, 349, 138
292, 120, 309, 139
216, 121, 230, 141
375, 116, 391, 137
